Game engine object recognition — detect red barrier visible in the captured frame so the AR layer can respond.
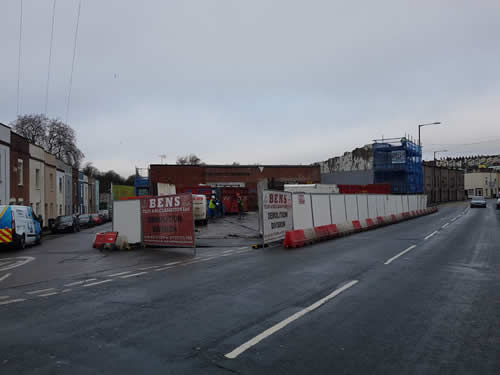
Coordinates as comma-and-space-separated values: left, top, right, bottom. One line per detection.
365, 218, 376, 228
326, 224, 339, 237
93, 232, 118, 249
314, 225, 331, 241
376, 216, 385, 226
352, 220, 362, 231
283, 229, 306, 248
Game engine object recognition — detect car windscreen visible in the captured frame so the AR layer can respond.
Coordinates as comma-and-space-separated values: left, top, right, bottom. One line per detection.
59, 216, 73, 223
79, 215, 89, 220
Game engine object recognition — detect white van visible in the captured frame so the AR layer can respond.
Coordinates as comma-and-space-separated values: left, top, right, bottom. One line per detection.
0, 205, 42, 249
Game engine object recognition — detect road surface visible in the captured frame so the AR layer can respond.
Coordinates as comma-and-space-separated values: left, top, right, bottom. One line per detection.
0, 201, 499, 374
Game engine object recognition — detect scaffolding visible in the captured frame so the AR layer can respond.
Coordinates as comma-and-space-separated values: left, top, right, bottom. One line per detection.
372, 137, 423, 194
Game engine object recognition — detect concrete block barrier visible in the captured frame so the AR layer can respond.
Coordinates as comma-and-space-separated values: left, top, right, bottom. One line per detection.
283, 206, 438, 249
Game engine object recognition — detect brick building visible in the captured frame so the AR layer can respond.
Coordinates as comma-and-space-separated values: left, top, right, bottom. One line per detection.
9, 132, 30, 205
149, 164, 320, 209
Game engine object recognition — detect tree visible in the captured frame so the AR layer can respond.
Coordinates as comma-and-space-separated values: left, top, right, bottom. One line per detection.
12, 113, 48, 145
125, 175, 135, 185
11, 114, 84, 167
176, 154, 202, 165
82, 162, 99, 178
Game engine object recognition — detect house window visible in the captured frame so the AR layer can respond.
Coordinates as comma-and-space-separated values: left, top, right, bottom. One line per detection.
18, 159, 23, 185
475, 188, 483, 196
468, 189, 474, 196
35, 169, 41, 189
59, 177, 63, 193
59, 205, 62, 215
50, 173, 54, 191
50, 203, 54, 217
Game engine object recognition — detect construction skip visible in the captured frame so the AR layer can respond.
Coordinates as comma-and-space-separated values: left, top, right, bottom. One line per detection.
261, 190, 293, 245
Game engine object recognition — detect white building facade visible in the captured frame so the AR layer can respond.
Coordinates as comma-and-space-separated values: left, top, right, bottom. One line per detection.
0, 124, 10, 205
29, 144, 45, 218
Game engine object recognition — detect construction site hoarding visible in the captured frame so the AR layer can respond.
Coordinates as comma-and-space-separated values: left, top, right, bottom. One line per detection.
140, 194, 194, 247
262, 190, 293, 244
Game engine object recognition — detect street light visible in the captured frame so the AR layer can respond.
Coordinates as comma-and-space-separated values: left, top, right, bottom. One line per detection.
418, 122, 441, 147
433, 149, 448, 162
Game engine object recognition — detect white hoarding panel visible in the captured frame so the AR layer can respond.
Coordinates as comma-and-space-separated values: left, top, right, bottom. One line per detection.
402, 195, 409, 212
262, 190, 293, 244
377, 195, 386, 217
345, 195, 358, 221
409, 195, 417, 211
157, 183, 176, 195
367, 195, 378, 218
423, 195, 428, 208
396, 195, 403, 214
292, 193, 313, 230
357, 195, 369, 221
390, 195, 400, 215
311, 194, 332, 226
331, 195, 347, 224
113, 199, 142, 244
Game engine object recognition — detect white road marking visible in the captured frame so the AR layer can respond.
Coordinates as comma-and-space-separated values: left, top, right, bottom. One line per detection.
26, 288, 56, 295
221, 253, 233, 257
120, 272, 148, 279
441, 223, 450, 229
424, 231, 438, 240
155, 266, 175, 271
237, 246, 248, 250
61, 289, 72, 293
0, 256, 35, 272
38, 292, 59, 297
163, 261, 181, 267
0, 295, 10, 300
0, 273, 11, 283
223, 250, 235, 254
0, 298, 25, 305
107, 271, 131, 277
83, 279, 113, 287
225, 280, 359, 359
384, 245, 418, 265
138, 265, 162, 271
64, 279, 97, 287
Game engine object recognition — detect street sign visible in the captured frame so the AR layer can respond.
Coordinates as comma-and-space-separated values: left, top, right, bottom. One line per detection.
391, 150, 406, 164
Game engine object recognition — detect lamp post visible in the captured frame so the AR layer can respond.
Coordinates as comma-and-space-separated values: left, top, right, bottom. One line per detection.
433, 150, 447, 203
418, 122, 441, 147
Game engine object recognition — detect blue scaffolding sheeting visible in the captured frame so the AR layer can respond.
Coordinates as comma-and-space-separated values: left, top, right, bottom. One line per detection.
373, 137, 423, 194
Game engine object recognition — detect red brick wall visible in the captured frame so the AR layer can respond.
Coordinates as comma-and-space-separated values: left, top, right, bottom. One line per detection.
149, 164, 320, 209
9, 132, 30, 205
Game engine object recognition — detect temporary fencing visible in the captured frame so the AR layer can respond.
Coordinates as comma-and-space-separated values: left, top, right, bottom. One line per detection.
283, 193, 431, 248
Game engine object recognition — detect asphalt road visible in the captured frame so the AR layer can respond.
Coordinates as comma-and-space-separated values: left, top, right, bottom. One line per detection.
1, 201, 499, 374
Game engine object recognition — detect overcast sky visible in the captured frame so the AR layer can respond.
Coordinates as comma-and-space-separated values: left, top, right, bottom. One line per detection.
2, 0, 500, 176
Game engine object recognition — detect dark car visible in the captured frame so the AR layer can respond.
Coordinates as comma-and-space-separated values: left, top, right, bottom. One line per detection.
90, 214, 103, 226
470, 196, 487, 208
496, 198, 500, 209
52, 215, 80, 233
78, 214, 93, 228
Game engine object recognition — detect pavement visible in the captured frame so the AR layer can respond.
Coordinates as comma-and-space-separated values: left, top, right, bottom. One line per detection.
0, 200, 499, 374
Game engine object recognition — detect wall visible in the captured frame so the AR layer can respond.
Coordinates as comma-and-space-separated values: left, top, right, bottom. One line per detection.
44, 151, 57, 222
464, 172, 499, 198
56, 169, 65, 216
321, 170, 374, 185
317, 145, 373, 174
95, 180, 100, 212
0, 124, 11, 205
61, 163, 72, 215
9, 132, 29, 205
422, 162, 465, 204
29, 144, 45, 220
88, 176, 95, 213
150, 164, 321, 210
72, 167, 78, 213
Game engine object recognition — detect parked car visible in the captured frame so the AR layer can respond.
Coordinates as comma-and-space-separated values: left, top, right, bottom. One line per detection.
470, 196, 487, 208
496, 198, 500, 209
52, 215, 79, 233
90, 214, 103, 226
0, 205, 42, 249
78, 214, 93, 228
98, 209, 110, 222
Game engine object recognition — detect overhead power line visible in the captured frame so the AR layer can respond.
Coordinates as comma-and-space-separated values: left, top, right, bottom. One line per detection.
66, 0, 82, 123
426, 138, 500, 147
44, 0, 57, 115
16, 0, 23, 116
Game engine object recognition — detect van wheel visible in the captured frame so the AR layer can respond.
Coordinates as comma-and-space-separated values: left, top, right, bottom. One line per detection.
17, 234, 26, 250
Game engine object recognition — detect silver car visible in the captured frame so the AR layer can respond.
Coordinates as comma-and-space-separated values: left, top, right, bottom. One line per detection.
470, 196, 487, 208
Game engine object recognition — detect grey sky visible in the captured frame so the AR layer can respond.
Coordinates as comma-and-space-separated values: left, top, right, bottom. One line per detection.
2, 0, 500, 176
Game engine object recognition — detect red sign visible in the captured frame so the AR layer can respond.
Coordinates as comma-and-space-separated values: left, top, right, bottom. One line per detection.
140, 194, 195, 247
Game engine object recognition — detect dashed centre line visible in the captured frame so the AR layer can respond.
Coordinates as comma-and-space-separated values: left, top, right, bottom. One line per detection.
26, 288, 56, 295
424, 231, 438, 240
38, 292, 59, 297
107, 271, 131, 277
0, 298, 25, 305
120, 272, 148, 279
441, 223, 450, 229
64, 279, 97, 287
83, 279, 113, 287
225, 280, 359, 359
384, 245, 418, 265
